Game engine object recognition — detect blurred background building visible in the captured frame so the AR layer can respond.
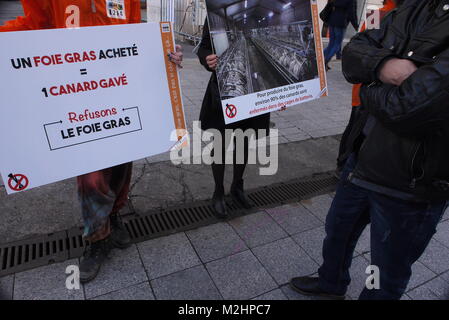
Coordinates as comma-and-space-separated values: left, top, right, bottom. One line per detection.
143, 0, 385, 45
145, 0, 207, 44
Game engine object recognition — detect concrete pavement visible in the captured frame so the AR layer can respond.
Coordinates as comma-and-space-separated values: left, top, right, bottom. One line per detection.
1, 193, 448, 300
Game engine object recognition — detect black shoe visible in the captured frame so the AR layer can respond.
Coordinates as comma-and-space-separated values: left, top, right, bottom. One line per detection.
290, 277, 345, 300
325, 63, 331, 71
212, 191, 228, 219
110, 214, 131, 249
231, 179, 252, 209
80, 238, 111, 283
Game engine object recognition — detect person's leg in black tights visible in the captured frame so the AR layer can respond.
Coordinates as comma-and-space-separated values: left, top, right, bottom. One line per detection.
232, 135, 249, 184
210, 132, 253, 215
210, 133, 228, 218
211, 132, 227, 196
231, 135, 252, 208
211, 162, 225, 196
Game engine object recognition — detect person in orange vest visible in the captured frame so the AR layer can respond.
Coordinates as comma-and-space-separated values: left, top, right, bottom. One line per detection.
0, 0, 184, 283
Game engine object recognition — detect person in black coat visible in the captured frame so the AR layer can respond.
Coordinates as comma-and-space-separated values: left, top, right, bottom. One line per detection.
324, 0, 358, 68
197, 20, 270, 218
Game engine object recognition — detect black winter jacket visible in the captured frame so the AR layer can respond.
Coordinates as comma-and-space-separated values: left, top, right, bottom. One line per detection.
342, 0, 449, 201
328, 0, 358, 29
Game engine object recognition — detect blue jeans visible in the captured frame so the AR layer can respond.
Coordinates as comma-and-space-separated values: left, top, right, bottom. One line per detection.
318, 154, 447, 300
324, 26, 345, 64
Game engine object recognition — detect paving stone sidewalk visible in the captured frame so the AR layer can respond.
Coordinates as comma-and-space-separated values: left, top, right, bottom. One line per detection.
1, 193, 448, 300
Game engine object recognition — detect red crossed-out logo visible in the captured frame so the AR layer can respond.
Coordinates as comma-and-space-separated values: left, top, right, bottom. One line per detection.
226, 104, 237, 119
8, 173, 29, 192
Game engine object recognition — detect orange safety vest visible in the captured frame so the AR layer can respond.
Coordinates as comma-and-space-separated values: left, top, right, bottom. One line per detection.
351, 0, 396, 107
0, 0, 141, 32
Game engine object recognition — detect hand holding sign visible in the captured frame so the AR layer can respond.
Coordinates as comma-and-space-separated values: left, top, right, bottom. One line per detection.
168, 44, 184, 68
206, 54, 218, 71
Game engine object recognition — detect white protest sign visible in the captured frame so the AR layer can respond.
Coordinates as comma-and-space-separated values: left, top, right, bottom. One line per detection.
204, 0, 328, 124
0, 22, 186, 194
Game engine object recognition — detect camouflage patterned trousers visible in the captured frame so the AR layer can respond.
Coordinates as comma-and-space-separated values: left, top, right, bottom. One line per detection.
77, 163, 132, 242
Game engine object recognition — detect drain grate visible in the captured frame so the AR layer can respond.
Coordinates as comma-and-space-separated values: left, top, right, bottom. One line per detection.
0, 231, 68, 276
0, 172, 338, 277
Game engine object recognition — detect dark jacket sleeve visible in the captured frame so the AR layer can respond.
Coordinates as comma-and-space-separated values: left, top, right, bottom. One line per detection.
333, 0, 351, 8
197, 19, 214, 73
342, 11, 396, 84
348, 0, 359, 30
360, 47, 449, 135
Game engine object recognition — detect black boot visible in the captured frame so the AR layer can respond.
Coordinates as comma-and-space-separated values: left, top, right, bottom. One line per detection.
80, 238, 111, 283
212, 188, 228, 219
290, 276, 345, 300
231, 179, 252, 209
110, 214, 131, 249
